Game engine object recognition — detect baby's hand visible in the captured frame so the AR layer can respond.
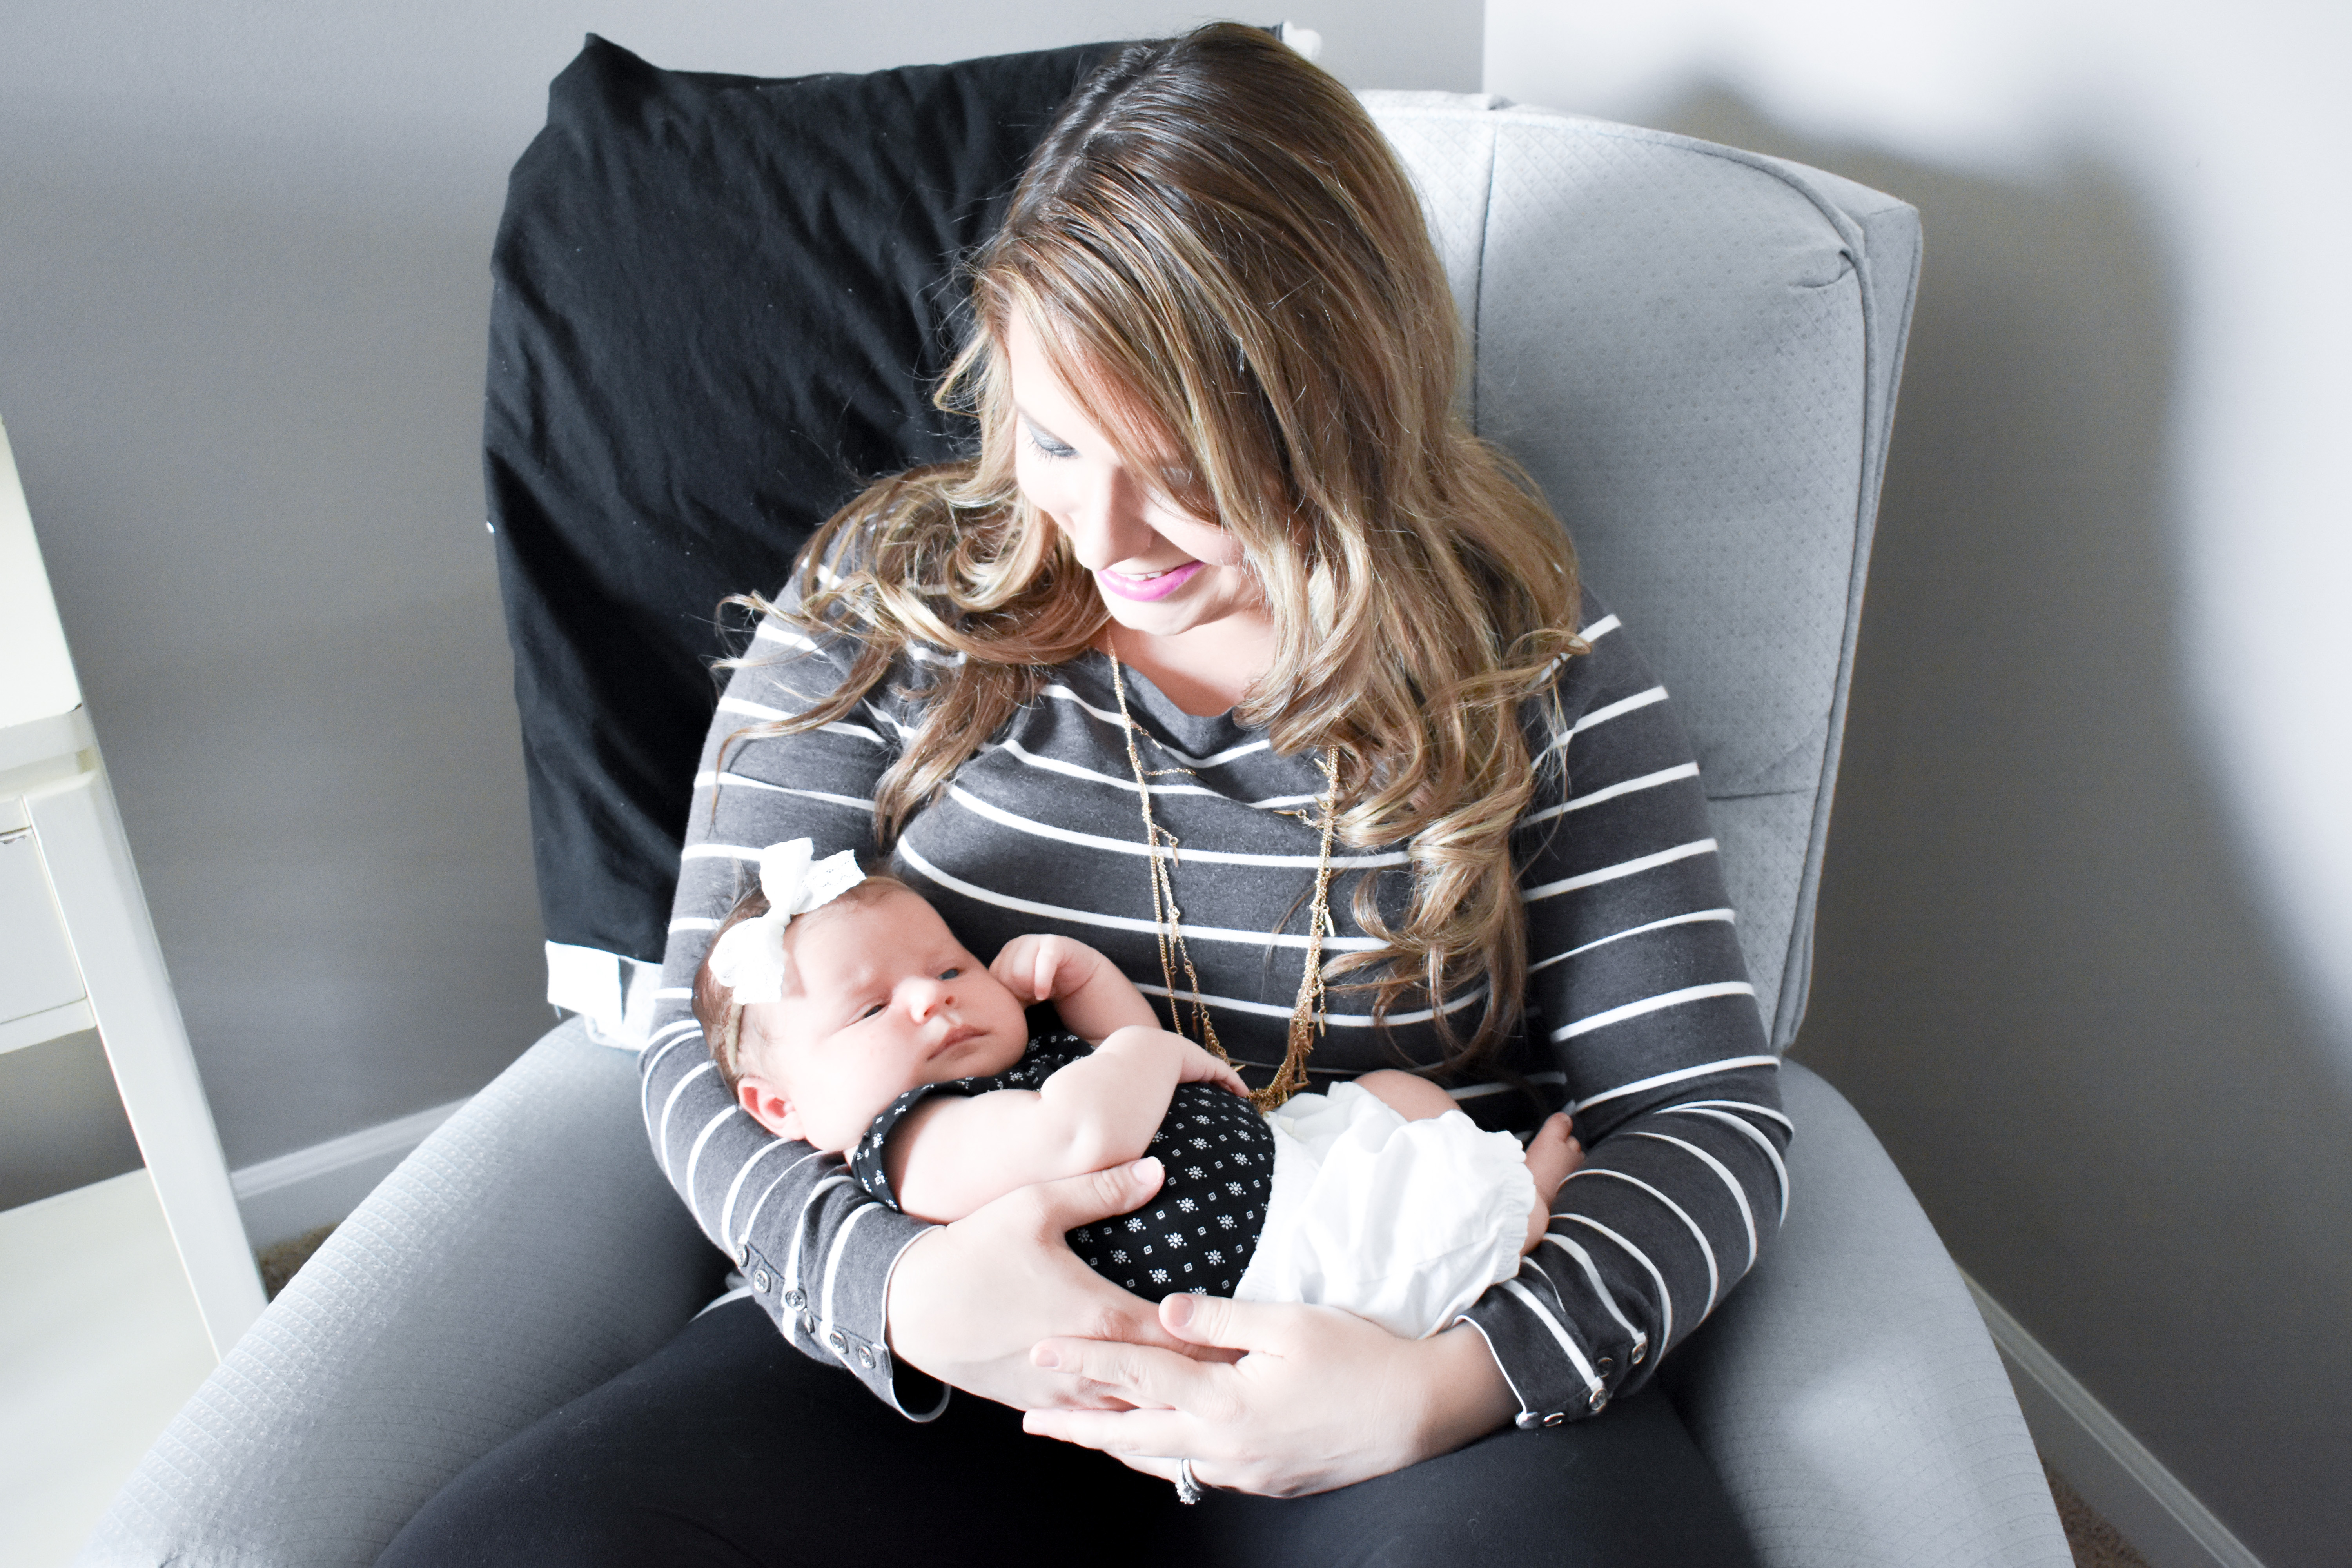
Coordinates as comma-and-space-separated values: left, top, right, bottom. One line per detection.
1102, 1024, 1250, 1100
991, 934, 1097, 1004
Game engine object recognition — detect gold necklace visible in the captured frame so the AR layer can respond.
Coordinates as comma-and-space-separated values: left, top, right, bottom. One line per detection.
1108, 650, 1338, 1112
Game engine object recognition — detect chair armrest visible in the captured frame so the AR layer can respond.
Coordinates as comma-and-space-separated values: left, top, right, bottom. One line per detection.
81, 1018, 727, 1568
1662, 1061, 2073, 1568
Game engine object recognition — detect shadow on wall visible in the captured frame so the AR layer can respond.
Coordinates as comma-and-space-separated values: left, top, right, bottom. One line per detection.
1647, 87, 2352, 1568
0, 124, 552, 1174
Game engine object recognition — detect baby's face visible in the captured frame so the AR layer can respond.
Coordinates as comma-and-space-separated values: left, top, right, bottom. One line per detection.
735, 889, 1029, 1152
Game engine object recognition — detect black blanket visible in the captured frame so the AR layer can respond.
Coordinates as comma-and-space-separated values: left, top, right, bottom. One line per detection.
485, 35, 1119, 964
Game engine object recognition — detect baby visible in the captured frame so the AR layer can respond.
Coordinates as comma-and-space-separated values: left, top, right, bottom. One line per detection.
694, 840, 1581, 1338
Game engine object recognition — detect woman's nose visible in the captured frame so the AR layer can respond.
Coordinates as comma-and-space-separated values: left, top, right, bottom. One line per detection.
1057, 465, 1158, 568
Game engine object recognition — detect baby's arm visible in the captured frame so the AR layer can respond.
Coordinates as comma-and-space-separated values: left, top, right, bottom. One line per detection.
886, 1025, 1247, 1224
991, 934, 1161, 1043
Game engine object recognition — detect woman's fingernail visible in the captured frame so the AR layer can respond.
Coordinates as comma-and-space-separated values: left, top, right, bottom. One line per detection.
1034, 1346, 1061, 1370
1133, 1157, 1161, 1181
1165, 1292, 1196, 1328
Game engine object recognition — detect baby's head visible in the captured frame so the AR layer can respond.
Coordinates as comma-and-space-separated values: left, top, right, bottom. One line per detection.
693, 842, 1029, 1152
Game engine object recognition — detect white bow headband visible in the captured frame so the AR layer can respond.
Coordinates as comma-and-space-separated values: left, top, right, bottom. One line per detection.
706, 838, 866, 1007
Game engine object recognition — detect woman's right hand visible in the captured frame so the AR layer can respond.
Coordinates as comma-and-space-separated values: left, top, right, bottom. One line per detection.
884, 1155, 1225, 1410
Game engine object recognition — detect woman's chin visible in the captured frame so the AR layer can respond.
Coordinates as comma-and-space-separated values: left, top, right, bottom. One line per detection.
1100, 587, 1265, 646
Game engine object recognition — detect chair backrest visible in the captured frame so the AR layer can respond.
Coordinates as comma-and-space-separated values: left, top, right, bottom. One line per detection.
1367, 94, 1920, 1051
488, 43, 1918, 1054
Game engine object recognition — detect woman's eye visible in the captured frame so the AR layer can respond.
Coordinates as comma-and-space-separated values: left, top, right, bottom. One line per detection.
1024, 426, 1076, 459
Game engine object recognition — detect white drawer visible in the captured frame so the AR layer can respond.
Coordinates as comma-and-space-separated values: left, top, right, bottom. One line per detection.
1, 826, 87, 1028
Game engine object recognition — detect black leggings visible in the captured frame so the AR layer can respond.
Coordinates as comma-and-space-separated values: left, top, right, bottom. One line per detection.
379, 1298, 1757, 1568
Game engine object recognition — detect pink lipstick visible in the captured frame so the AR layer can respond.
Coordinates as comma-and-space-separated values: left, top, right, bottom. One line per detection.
1096, 560, 1205, 602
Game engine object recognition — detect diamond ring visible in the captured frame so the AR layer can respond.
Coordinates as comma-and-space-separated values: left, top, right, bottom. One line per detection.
1174, 1458, 1203, 1505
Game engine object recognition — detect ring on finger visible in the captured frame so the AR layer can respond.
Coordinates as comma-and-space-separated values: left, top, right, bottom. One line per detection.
1173, 1459, 1203, 1505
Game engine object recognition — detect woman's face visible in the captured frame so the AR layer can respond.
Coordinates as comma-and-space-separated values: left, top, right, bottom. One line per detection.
1003, 312, 1270, 646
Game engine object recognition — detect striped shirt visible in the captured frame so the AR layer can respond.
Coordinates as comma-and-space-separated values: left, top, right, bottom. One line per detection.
642, 586, 1786, 1426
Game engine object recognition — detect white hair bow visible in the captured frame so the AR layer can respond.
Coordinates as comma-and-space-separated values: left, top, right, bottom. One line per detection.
706, 839, 866, 1006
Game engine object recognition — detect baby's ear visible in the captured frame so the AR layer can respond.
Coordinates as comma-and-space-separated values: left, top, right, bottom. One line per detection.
735, 1075, 807, 1143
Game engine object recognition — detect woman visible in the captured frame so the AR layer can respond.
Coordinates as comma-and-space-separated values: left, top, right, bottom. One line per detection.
386, 24, 1777, 1565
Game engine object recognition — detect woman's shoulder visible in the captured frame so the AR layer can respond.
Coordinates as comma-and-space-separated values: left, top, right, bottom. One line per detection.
728, 572, 973, 712
1528, 585, 1659, 717
1512, 583, 1708, 813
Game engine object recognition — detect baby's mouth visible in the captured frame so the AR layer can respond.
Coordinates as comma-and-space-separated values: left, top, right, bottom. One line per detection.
932, 1022, 982, 1056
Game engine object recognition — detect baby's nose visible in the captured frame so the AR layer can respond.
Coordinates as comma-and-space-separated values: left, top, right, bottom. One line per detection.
904, 976, 950, 1019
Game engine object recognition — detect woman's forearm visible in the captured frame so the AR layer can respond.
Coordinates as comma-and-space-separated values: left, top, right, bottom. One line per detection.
883, 1158, 1201, 1410
1410, 1324, 1521, 1459
644, 605, 929, 1406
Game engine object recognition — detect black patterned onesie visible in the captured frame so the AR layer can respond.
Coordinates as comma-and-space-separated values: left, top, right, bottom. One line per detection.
847, 1033, 1275, 1299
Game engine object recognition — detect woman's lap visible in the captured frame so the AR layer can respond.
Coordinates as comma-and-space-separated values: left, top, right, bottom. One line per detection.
378, 1298, 1754, 1568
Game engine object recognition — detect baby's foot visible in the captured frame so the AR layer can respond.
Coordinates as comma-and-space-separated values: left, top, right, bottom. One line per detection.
1521, 1113, 1583, 1253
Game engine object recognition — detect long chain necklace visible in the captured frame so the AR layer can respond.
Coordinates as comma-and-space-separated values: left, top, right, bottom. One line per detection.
1108, 650, 1338, 1112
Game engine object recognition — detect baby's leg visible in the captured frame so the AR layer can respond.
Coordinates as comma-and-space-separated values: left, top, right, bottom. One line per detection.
1353, 1073, 1581, 1255
1522, 1113, 1582, 1253
1353, 1068, 1461, 1121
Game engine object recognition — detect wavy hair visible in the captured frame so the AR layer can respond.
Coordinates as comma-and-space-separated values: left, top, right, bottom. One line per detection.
728, 23, 1584, 1076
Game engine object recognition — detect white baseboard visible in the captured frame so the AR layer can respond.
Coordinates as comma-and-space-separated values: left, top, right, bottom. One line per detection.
1964, 1272, 2266, 1568
230, 1096, 469, 1248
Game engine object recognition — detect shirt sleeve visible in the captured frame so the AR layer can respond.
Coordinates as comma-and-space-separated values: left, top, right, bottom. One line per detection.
639, 595, 950, 1418
1457, 593, 1790, 1426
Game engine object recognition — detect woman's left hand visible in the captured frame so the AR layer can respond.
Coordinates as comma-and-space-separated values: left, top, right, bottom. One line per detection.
1020, 1291, 1518, 1497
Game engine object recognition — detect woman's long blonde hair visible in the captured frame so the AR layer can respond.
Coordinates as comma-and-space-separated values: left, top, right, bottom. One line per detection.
733, 23, 1584, 1076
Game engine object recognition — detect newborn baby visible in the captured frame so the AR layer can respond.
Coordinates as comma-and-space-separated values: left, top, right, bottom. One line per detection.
694, 840, 1580, 1338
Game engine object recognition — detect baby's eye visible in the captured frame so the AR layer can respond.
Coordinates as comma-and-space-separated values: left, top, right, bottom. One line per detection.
859, 1002, 885, 1020
938, 966, 963, 981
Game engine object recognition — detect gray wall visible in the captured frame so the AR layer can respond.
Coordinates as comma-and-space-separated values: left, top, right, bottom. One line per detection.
0, 2, 1481, 1201
1486, 5, 2352, 1567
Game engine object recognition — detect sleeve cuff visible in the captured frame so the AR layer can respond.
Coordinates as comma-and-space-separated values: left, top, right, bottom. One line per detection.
1462, 1277, 1623, 1426
741, 1206, 949, 1419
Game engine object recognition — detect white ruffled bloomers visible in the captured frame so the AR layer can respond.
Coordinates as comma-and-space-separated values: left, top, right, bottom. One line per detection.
1233, 1080, 1535, 1339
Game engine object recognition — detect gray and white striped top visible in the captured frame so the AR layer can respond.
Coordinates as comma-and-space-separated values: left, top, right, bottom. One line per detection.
641, 584, 1787, 1426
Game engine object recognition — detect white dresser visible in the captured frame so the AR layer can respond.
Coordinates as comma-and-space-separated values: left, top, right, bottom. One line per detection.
0, 417, 263, 1356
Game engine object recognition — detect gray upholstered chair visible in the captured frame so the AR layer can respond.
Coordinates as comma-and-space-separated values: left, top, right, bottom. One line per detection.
83, 89, 2072, 1568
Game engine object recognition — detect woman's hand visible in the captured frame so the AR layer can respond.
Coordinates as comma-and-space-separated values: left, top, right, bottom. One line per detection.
884, 1157, 1231, 1410
1020, 1292, 1519, 1496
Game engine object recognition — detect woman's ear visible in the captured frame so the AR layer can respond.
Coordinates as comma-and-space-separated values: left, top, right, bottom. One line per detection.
736, 1074, 806, 1143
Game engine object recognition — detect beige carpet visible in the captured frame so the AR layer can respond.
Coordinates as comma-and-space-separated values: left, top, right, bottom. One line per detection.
256, 1224, 336, 1300
2048, 1463, 2154, 1568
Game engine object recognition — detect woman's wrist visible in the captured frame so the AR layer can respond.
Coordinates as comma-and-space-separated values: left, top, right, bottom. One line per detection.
1409, 1324, 1521, 1461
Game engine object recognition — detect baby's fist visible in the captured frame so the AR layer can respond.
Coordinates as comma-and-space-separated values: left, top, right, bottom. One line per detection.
990, 933, 1084, 1003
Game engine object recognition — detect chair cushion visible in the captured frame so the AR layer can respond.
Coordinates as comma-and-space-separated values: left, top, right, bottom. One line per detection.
80, 1021, 723, 1567
1370, 98, 1918, 1043
1663, 1062, 2072, 1568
